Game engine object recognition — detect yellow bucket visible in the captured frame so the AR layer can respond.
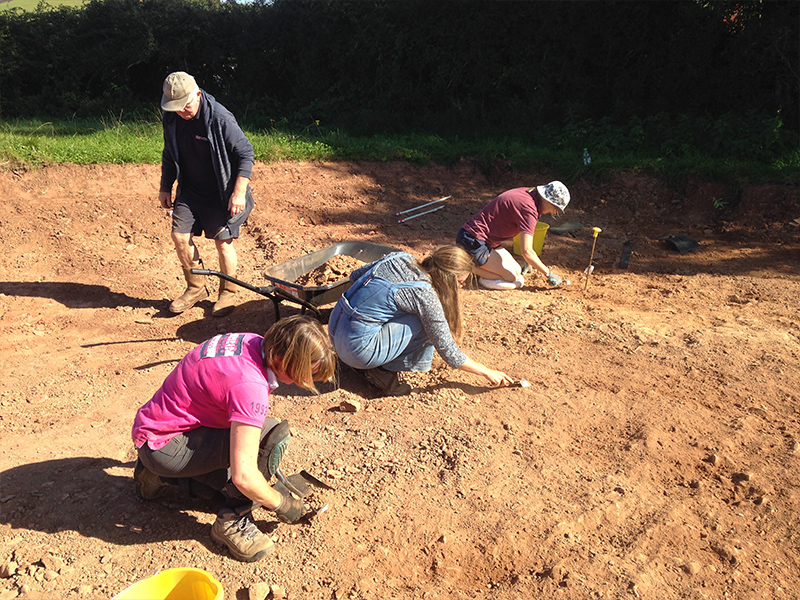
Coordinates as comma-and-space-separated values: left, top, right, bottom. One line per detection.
111, 568, 223, 600
513, 221, 550, 256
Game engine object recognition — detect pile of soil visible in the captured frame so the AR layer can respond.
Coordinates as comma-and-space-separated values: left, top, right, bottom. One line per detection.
0, 160, 798, 600
294, 255, 365, 287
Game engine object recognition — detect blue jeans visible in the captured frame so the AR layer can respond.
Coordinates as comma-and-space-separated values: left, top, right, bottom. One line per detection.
329, 282, 434, 372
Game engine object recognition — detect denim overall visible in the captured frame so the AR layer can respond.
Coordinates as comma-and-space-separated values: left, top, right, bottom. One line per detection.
328, 254, 435, 372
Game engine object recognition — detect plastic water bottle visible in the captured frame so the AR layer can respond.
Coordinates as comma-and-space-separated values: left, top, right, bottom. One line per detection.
583, 148, 591, 166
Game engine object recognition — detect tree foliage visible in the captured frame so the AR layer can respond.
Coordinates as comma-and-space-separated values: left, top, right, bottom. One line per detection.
0, 0, 796, 143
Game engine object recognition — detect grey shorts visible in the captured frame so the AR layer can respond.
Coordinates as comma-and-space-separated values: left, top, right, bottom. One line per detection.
137, 417, 279, 507
456, 228, 492, 266
172, 187, 254, 240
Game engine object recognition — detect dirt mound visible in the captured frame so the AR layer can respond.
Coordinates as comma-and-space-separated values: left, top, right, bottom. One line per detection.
0, 161, 798, 600
294, 255, 365, 287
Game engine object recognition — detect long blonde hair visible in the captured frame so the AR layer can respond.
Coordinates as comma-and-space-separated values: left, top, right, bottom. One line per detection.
262, 315, 337, 392
418, 245, 473, 341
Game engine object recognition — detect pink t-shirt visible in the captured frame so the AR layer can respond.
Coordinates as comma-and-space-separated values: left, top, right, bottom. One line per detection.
462, 187, 541, 248
132, 333, 278, 450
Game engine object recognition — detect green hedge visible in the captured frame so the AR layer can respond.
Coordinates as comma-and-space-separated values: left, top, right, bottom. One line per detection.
1, 0, 797, 147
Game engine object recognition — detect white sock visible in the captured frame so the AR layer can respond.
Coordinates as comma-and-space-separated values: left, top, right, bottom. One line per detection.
478, 277, 520, 290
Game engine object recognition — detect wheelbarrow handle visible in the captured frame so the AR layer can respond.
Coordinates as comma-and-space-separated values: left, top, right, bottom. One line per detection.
191, 269, 275, 295
268, 285, 324, 319
191, 268, 322, 319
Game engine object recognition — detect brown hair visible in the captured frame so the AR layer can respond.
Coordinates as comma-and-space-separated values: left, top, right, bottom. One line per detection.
418, 245, 473, 341
262, 315, 337, 393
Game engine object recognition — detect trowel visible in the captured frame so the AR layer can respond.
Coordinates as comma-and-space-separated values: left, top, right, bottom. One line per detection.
274, 468, 335, 519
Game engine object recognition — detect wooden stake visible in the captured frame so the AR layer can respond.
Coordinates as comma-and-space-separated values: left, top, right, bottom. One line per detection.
584, 227, 602, 291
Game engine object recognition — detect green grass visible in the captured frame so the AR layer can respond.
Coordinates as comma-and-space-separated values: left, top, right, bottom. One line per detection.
0, 117, 163, 165
1, 116, 798, 188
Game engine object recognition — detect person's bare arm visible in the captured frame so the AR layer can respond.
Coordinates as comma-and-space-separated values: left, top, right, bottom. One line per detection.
229, 422, 283, 509
458, 357, 514, 387
519, 232, 549, 276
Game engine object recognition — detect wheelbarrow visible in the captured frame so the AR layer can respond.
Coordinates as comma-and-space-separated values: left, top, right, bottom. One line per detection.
192, 240, 399, 321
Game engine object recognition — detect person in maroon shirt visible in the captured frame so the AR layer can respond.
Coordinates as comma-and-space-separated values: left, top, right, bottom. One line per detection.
456, 182, 570, 289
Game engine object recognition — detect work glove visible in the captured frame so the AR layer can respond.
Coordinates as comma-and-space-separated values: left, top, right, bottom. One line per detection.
273, 493, 308, 523
546, 270, 562, 287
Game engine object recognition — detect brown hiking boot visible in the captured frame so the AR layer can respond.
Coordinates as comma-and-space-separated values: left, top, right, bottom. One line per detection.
211, 509, 275, 562
170, 264, 209, 313
133, 459, 169, 501
212, 280, 238, 317
361, 367, 411, 396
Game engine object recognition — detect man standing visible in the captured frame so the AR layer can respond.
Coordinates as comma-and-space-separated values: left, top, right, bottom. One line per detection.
159, 71, 255, 317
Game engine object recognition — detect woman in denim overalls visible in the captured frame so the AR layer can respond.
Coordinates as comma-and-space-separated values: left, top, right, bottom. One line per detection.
329, 246, 513, 395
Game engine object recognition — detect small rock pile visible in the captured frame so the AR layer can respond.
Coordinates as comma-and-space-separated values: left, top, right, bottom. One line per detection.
294, 255, 364, 287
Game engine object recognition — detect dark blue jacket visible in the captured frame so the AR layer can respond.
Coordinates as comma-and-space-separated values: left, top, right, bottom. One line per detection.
160, 91, 254, 206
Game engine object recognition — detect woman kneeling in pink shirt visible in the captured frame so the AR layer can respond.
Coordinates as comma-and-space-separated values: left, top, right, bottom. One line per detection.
131, 315, 336, 562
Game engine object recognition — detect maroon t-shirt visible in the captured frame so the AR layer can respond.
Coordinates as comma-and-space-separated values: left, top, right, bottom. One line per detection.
462, 187, 541, 248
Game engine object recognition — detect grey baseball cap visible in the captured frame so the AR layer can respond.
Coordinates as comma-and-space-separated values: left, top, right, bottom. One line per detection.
161, 72, 198, 111
536, 181, 571, 212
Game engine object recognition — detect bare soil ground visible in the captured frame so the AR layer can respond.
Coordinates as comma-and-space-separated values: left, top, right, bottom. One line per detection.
0, 160, 799, 600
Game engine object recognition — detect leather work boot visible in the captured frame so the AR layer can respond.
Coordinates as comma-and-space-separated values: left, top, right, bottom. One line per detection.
169, 264, 209, 313
211, 509, 275, 562
212, 279, 238, 317
133, 458, 170, 501
361, 366, 411, 396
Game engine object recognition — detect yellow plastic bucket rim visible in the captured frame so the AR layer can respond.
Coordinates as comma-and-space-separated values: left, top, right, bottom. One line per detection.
111, 567, 223, 600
